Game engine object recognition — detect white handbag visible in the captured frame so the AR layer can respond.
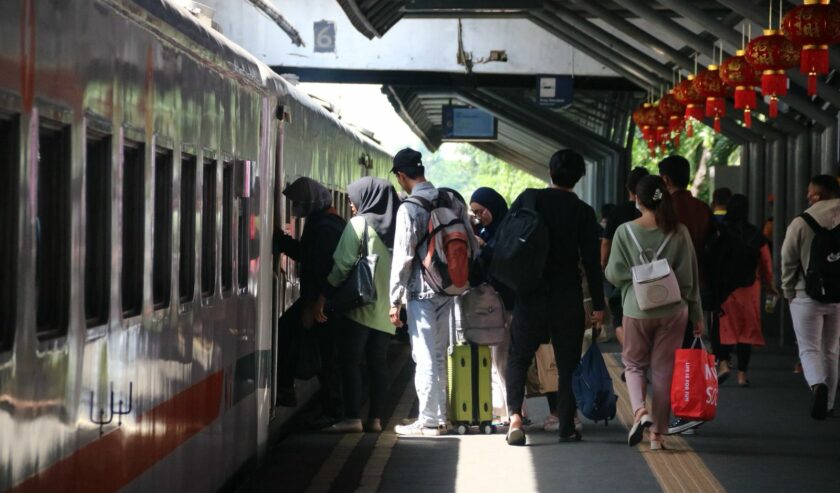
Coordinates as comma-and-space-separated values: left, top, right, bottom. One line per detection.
626, 227, 682, 311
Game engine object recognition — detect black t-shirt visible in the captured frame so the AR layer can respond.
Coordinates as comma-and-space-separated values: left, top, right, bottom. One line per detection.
603, 200, 640, 241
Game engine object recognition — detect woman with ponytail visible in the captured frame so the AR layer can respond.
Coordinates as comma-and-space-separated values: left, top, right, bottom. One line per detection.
606, 175, 703, 451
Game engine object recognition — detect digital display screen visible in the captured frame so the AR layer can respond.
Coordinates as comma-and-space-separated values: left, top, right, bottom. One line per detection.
441, 105, 498, 141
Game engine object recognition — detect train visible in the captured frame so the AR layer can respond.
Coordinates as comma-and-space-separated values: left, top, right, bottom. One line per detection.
0, 0, 392, 490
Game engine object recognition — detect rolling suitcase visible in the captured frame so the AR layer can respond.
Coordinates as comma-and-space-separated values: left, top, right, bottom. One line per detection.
447, 323, 495, 435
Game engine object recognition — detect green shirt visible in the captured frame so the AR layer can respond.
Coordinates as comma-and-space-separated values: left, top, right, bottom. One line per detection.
605, 222, 703, 324
327, 216, 395, 334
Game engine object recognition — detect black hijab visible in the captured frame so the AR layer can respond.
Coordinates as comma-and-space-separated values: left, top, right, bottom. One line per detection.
724, 194, 765, 246
283, 177, 332, 216
348, 177, 400, 248
470, 187, 508, 239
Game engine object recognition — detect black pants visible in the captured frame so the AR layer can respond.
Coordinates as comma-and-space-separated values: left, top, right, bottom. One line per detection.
506, 286, 585, 437
718, 343, 752, 372
316, 316, 344, 419
340, 318, 392, 420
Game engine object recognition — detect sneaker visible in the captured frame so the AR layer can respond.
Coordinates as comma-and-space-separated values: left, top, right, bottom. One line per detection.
395, 420, 442, 436
666, 418, 702, 435
543, 415, 560, 432
811, 383, 829, 420
323, 419, 363, 433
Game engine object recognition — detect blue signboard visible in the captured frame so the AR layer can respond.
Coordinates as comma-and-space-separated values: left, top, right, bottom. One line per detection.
441, 105, 498, 141
537, 75, 574, 108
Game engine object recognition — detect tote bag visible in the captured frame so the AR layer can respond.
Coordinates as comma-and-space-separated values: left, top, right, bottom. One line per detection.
328, 224, 378, 313
670, 338, 718, 421
626, 227, 682, 311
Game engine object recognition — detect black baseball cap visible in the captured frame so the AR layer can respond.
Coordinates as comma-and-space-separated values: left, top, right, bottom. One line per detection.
391, 148, 423, 173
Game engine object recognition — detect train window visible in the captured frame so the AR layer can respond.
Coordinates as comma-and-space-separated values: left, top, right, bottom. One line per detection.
85, 130, 111, 327
0, 114, 19, 351
201, 158, 216, 297
221, 162, 233, 295
122, 140, 144, 317
153, 148, 173, 309
36, 121, 71, 340
180, 152, 197, 303
237, 160, 251, 290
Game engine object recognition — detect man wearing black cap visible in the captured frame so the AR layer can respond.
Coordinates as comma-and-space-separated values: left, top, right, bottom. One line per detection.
388, 147, 476, 436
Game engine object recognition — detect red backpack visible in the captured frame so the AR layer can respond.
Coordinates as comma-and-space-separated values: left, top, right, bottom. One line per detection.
405, 191, 473, 296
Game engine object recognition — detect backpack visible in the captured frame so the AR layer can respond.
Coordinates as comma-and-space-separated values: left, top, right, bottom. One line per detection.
405, 191, 472, 296
572, 335, 617, 425
707, 224, 761, 308
800, 213, 840, 303
488, 189, 550, 292
454, 283, 506, 346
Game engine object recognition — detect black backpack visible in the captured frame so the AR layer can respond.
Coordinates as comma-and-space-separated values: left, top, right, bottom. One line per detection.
800, 213, 840, 303
489, 189, 549, 292
707, 224, 761, 309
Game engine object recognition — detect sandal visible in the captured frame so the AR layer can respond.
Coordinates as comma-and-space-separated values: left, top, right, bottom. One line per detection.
506, 426, 526, 446
650, 438, 667, 451
628, 412, 653, 447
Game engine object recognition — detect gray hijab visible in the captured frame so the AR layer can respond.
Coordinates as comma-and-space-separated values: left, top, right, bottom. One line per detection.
283, 177, 332, 216
347, 177, 399, 248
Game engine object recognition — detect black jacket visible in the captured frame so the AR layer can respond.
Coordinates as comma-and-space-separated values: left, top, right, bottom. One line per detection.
274, 209, 346, 302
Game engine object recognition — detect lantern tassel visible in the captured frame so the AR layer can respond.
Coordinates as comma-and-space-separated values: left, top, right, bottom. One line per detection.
673, 134, 681, 147
713, 116, 721, 134
770, 96, 778, 118
808, 72, 817, 97
761, 72, 788, 98
687, 124, 694, 138
744, 108, 752, 128
734, 87, 757, 110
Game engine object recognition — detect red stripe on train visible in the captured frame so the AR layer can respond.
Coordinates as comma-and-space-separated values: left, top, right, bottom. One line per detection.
9, 371, 224, 493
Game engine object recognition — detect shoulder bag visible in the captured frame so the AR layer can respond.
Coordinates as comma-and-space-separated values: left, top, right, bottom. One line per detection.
327, 222, 378, 313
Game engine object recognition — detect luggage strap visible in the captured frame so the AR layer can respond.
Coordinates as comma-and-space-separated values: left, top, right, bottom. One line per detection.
626, 225, 672, 265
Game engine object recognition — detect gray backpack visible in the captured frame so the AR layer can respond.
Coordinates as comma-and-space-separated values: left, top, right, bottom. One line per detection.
454, 284, 507, 346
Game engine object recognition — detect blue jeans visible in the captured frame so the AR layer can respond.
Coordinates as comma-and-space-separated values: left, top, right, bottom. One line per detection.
407, 296, 454, 427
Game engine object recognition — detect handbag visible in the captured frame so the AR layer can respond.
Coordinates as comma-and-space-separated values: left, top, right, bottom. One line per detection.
626, 226, 682, 311
327, 222, 378, 313
670, 337, 718, 421
454, 283, 507, 346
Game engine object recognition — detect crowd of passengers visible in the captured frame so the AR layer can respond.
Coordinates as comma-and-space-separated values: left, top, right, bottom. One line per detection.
273, 146, 840, 449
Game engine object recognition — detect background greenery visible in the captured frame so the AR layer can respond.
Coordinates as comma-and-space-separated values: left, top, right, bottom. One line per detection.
631, 119, 740, 204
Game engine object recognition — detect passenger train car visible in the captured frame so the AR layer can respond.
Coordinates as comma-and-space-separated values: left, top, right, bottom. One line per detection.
0, 0, 392, 490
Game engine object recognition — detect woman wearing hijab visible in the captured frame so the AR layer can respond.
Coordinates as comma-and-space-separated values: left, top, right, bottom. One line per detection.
712, 194, 779, 386
469, 187, 516, 421
315, 177, 400, 433
274, 177, 346, 426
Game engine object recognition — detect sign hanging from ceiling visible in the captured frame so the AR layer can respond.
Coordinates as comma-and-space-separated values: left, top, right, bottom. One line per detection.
441, 105, 498, 142
537, 75, 574, 108
314, 20, 336, 53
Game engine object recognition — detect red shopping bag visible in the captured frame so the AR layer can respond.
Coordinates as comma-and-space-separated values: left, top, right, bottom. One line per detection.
670, 339, 718, 421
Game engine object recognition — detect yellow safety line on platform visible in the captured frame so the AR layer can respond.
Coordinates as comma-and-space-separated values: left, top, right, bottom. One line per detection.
604, 353, 726, 493
305, 348, 411, 493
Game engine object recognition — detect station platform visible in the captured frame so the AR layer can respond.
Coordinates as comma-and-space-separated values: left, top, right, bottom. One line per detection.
237, 340, 840, 493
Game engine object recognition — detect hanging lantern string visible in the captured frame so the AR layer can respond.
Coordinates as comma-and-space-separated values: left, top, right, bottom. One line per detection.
694, 52, 698, 75
768, 0, 773, 29
778, 0, 782, 30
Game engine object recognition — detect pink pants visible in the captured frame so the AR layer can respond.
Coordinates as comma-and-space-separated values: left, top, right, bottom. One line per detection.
622, 306, 688, 434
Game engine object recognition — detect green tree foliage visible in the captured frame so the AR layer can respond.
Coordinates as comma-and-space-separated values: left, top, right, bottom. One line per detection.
631, 119, 740, 204
421, 143, 547, 205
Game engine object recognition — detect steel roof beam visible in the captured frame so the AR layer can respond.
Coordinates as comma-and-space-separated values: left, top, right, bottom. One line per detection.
655, 0, 840, 118
612, 0, 831, 128
715, 0, 840, 71
535, 8, 762, 143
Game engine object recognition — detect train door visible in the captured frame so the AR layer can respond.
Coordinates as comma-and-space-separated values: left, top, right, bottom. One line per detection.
269, 108, 285, 417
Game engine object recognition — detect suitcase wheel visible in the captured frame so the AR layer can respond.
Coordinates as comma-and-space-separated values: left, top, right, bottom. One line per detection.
456, 424, 469, 435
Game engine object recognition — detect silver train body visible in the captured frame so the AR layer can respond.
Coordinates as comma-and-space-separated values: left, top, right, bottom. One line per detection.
0, 1, 391, 490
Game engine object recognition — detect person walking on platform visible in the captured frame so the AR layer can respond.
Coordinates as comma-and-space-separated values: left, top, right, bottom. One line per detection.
711, 187, 732, 226
602, 166, 650, 349
274, 177, 346, 428
707, 194, 778, 387
658, 155, 714, 435
782, 175, 840, 420
469, 187, 514, 421
504, 150, 605, 446
388, 148, 477, 436
315, 177, 400, 434
606, 175, 704, 451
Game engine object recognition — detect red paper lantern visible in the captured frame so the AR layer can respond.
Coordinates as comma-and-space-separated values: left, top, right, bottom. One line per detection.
693, 66, 727, 133
674, 77, 706, 136
638, 102, 666, 153
658, 92, 685, 135
720, 51, 762, 128
745, 29, 800, 117
782, 0, 840, 95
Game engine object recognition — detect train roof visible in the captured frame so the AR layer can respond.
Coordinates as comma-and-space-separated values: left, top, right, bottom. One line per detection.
130, 0, 392, 159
